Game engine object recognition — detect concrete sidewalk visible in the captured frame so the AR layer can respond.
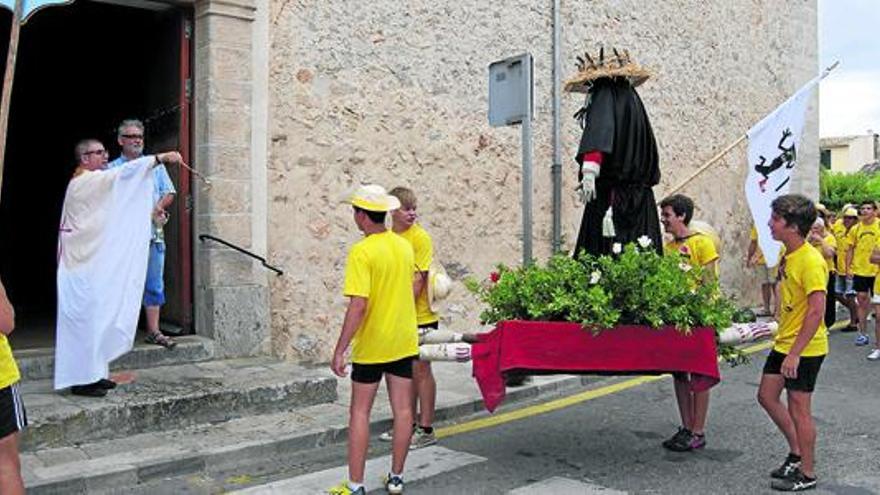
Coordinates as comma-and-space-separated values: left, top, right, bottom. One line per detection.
23, 360, 594, 494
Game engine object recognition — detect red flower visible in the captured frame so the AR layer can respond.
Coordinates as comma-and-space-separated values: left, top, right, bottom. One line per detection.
489, 271, 500, 283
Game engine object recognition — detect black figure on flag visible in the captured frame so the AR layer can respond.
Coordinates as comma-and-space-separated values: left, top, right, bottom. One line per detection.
754, 128, 796, 193
565, 47, 663, 256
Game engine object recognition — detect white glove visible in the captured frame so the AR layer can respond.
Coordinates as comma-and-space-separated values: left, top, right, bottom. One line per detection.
602, 207, 615, 237
578, 161, 600, 204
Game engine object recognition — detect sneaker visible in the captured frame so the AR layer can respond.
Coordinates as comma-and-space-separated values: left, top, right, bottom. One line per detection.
687, 433, 706, 450
661, 427, 693, 452
855, 334, 870, 346
770, 455, 802, 479
770, 470, 817, 491
327, 482, 365, 495
383, 473, 404, 494
410, 426, 437, 450
380, 423, 417, 442
868, 349, 880, 361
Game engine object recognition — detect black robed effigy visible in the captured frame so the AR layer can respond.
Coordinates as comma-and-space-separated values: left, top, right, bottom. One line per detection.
573, 77, 662, 256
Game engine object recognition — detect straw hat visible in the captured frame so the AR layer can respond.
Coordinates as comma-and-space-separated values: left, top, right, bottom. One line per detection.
344, 184, 401, 212
427, 262, 452, 313
564, 46, 652, 94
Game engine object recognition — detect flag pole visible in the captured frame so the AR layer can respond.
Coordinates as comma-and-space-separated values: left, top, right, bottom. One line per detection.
665, 61, 840, 197
0, 0, 22, 204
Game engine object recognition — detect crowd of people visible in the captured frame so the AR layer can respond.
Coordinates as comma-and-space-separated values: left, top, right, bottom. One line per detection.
327, 184, 840, 494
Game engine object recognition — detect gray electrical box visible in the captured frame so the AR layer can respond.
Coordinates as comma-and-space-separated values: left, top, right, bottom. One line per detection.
488, 53, 533, 127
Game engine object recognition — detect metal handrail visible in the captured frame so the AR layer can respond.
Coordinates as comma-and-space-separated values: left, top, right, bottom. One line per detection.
198, 234, 283, 276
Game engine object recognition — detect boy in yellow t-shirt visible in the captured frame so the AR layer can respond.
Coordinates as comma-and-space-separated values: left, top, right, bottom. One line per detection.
0, 277, 26, 494
807, 218, 837, 328
759, 194, 827, 492
387, 186, 440, 450
330, 185, 419, 495
845, 201, 880, 345
833, 208, 859, 332
659, 194, 718, 453
748, 225, 777, 317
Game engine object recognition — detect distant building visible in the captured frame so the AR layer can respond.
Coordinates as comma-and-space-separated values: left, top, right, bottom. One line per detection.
820, 132, 880, 173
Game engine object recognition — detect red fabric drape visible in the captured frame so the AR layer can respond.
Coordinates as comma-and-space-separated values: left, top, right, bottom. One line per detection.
471, 320, 720, 412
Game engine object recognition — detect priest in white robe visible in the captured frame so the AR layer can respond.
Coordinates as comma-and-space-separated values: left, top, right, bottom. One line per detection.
54, 139, 182, 397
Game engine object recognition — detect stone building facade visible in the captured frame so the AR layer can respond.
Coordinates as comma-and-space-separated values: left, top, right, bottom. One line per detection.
189, 1, 818, 361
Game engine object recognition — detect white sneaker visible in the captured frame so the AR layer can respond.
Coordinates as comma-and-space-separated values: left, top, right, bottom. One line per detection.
378, 429, 393, 442
868, 349, 880, 361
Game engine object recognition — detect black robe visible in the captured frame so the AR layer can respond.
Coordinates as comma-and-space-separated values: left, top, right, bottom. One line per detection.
573, 77, 662, 257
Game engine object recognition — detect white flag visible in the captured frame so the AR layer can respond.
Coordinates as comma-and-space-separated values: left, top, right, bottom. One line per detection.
744, 75, 821, 267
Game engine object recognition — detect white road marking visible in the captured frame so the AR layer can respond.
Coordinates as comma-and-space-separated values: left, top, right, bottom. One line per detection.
508, 476, 627, 494
231, 445, 487, 494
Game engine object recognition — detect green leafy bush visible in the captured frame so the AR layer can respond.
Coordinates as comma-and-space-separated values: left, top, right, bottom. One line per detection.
819, 169, 880, 211
465, 239, 745, 363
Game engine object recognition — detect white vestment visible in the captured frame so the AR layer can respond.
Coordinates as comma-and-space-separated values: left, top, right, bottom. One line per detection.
54, 157, 155, 390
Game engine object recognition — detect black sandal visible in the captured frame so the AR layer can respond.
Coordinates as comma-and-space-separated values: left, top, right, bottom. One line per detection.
145, 332, 177, 349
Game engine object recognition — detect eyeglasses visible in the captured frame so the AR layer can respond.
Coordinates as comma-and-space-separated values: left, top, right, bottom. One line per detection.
121, 134, 144, 140
84, 149, 108, 156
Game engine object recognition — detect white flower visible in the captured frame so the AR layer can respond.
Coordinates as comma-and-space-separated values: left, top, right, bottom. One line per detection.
678, 262, 693, 272
590, 270, 601, 284
612, 243, 622, 254
637, 235, 652, 248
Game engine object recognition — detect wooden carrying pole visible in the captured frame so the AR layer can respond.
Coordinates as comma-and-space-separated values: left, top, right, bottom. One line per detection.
0, 0, 22, 204
666, 134, 747, 196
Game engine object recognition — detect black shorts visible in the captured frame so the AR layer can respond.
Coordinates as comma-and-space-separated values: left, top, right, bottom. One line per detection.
0, 383, 26, 439
351, 355, 417, 384
853, 275, 875, 294
762, 350, 825, 392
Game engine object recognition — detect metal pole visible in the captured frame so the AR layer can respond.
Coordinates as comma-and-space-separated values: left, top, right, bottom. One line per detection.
550, 0, 562, 253
522, 59, 534, 266
0, 0, 23, 204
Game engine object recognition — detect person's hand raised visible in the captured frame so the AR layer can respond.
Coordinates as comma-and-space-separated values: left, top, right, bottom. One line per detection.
156, 151, 183, 165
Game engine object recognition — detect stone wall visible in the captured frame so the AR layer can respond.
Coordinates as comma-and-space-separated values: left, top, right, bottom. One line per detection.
265, 1, 818, 361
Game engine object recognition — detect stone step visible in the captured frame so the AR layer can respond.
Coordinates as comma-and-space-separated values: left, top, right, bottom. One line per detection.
21, 369, 599, 494
14, 335, 215, 381
20, 356, 337, 451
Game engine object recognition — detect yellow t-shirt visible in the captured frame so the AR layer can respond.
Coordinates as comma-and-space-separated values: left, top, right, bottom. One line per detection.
775, 242, 829, 357
664, 232, 720, 275
847, 220, 880, 277
749, 226, 765, 265
397, 224, 439, 326
833, 221, 852, 274
808, 233, 836, 273
343, 230, 419, 364
0, 335, 19, 390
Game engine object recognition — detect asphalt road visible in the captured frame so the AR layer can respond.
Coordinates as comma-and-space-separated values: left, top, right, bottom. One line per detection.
238, 328, 880, 494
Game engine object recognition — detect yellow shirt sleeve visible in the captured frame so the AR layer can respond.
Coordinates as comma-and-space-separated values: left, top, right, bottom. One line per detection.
692, 234, 719, 267
410, 228, 433, 273
343, 245, 371, 298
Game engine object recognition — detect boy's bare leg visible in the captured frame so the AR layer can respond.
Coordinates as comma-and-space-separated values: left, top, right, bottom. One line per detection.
348, 380, 380, 483
691, 390, 710, 435
762, 283, 773, 314
856, 292, 870, 334
413, 361, 436, 428
0, 433, 24, 495
673, 378, 694, 430
386, 373, 414, 474
757, 374, 800, 456
874, 304, 880, 345
787, 390, 816, 478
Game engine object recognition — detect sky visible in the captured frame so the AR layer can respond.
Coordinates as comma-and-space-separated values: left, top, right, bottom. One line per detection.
818, 0, 880, 137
